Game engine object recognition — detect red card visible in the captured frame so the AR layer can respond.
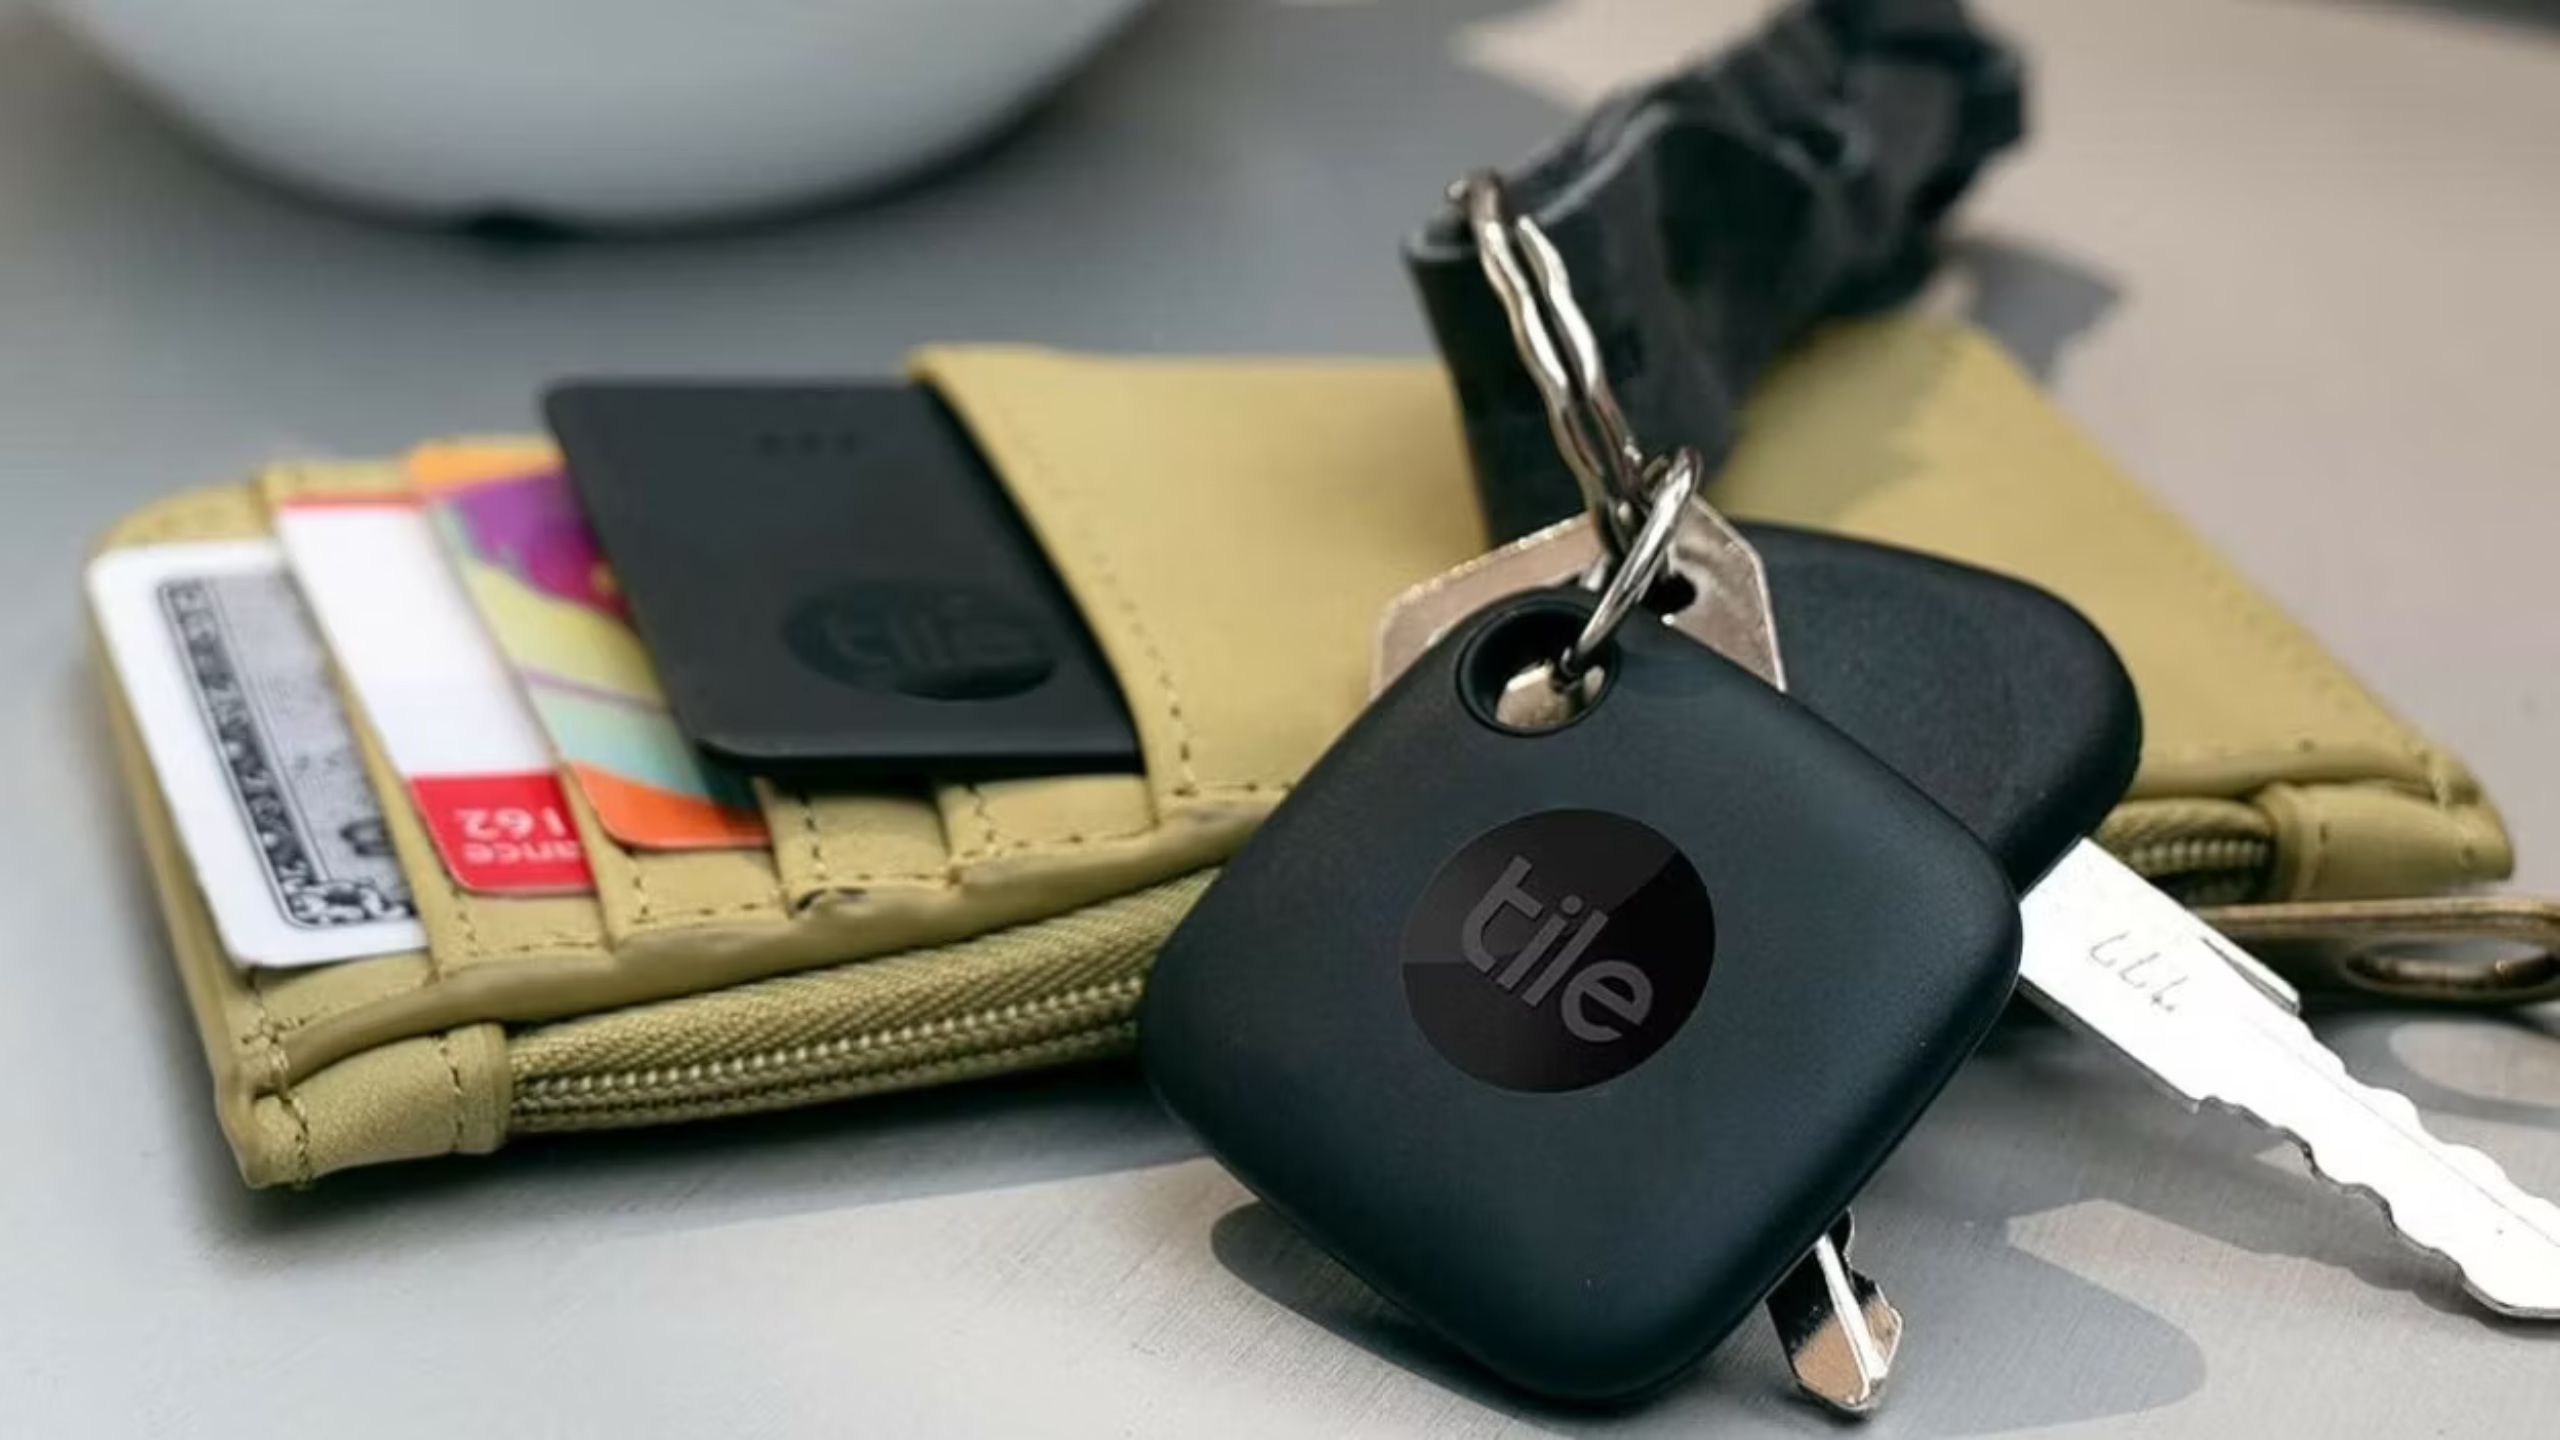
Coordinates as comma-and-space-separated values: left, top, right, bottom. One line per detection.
410, 773, 592, 894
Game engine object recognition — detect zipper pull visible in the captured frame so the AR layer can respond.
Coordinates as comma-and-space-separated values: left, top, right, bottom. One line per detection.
2202, 894, 2560, 1007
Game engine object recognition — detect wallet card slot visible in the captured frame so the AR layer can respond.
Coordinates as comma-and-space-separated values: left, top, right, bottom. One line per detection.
760, 782, 953, 903
759, 768, 1247, 921
344, 654, 611, 967
91, 529, 502, 1185
563, 778, 789, 942
939, 773, 1158, 868
765, 772, 1165, 908
187, 458, 1211, 1089
910, 349, 1492, 824
88, 483, 449, 1042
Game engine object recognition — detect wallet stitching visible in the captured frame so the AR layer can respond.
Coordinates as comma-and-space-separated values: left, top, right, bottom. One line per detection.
219, 916, 663, 1045
793, 782, 1168, 886
609, 861, 789, 930
965, 784, 1000, 852
609, 850, 790, 930
792, 789, 944, 891
245, 970, 313, 1184
2304, 808, 2331, 898
947, 822, 1162, 867
625, 901, 786, 926
435, 1032, 466, 1153
221, 917, 624, 1045
424, 887, 455, 984
798, 793, 836, 888
625, 858, 655, 927
937, 790, 1171, 863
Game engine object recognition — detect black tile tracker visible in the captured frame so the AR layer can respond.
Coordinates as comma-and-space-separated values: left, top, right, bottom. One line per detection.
1143, 526, 2140, 1402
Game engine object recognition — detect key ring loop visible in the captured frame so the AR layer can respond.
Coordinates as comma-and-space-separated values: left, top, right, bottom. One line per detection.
1459, 169, 1707, 693
1558, 447, 1699, 682
1459, 171, 1653, 558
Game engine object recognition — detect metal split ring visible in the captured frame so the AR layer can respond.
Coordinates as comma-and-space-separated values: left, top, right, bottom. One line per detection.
1459, 170, 1653, 559
1461, 169, 1706, 692
1557, 448, 1698, 681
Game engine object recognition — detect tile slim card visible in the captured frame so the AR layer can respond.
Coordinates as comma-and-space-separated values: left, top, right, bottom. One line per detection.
273, 494, 593, 895
408, 442, 767, 851
547, 382, 1138, 779
88, 538, 427, 966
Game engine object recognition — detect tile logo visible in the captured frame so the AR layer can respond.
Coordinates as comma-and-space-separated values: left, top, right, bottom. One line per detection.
1402, 809, 1713, 1092
785, 583, 1055, 701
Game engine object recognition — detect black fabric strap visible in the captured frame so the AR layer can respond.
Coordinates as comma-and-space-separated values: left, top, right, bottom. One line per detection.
1405, 0, 2023, 542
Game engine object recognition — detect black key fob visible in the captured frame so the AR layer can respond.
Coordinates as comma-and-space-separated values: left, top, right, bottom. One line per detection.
1142, 590, 2022, 1402
1743, 522, 2141, 891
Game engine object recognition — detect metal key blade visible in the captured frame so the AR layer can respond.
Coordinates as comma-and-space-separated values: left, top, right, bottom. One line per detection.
1767, 1214, 1903, 1414
2021, 840, 2560, 1319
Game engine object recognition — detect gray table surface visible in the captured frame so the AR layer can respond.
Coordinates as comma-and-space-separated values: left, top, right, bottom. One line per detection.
4, 1, 2557, 1434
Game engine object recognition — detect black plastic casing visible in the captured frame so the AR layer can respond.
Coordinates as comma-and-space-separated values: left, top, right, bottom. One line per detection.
1143, 589, 2025, 1402
1143, 529, 2143, 1403
1739, 523, 2140, 893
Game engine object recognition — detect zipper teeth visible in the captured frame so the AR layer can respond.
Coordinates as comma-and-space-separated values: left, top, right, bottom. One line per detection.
511, 1023, 1140, 1133
512, 975, 1146, 1127
2118, 834, 2272, 906
511, 830, 2277, 1131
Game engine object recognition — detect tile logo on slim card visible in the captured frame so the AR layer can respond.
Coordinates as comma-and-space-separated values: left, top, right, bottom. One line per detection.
782, 583, 1056, 701
88, 539, 426, 967
1401, 809, 1713, 1092
274, 489, 594, 895
409, 444, 766, 851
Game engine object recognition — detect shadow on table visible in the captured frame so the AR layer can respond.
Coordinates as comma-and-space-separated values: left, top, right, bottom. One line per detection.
2303, 1006, 2560, 1132
1205, 1026, 2213, 1438
1940, 234, 2122, 384
1206, 991, 2560, 1433
2320, 0, 2560, 37
186, 1059, 1203, 1252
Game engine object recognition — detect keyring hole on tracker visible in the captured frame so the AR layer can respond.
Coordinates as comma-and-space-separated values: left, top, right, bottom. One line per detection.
1459, 599, 1615, 736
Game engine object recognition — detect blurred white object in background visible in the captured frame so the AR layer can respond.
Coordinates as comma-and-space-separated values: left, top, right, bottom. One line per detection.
49, 0, 1149, 226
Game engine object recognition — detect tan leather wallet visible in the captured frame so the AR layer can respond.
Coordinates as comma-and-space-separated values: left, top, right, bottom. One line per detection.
89, 318, 2515, 1186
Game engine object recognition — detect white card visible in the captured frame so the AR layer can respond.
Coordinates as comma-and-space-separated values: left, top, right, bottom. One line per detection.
272, 498, 592, 894
89, 539, 427, 967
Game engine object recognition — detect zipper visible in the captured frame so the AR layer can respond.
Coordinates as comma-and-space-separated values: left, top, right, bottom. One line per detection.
2097, 796, 2278, 908
510, 974, 1147, 1132
507, 812, 2277, 1136
2114, 833, 2272, 906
